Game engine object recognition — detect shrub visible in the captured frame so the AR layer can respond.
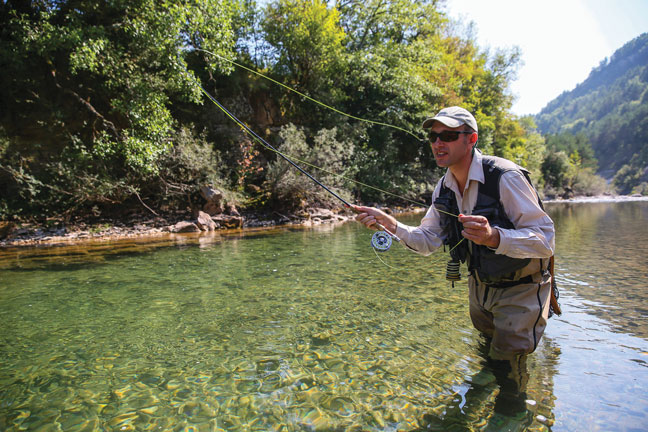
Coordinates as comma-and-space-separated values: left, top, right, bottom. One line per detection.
265, 124, 355, 209
613, 164, 642, 194
631, 182, 648, 195
571, 168, 610, 196
156, 127, 238, 209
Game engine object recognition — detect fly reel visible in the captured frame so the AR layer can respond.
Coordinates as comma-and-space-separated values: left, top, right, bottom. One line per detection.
371, 231, 393, 252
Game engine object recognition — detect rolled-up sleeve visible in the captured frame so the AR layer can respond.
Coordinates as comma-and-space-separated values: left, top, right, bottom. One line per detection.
394, 187, 445, 256
494, 171, 555, 259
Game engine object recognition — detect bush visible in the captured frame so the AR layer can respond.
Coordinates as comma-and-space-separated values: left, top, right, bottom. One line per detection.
541, 151, 572, 190
265, 124, 355, 209
613, 164, 642, 194
571, 168, 610, 196
156, 127, 238, 209
631, 182, 648, 195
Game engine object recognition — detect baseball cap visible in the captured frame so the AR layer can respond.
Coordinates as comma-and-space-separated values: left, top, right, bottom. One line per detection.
422, 106, 478, 132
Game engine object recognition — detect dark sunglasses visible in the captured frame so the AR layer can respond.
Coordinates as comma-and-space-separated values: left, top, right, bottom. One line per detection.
428, 130, 473, 143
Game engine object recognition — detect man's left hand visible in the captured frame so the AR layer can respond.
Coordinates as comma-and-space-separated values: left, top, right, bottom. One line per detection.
458, 214, 500, 249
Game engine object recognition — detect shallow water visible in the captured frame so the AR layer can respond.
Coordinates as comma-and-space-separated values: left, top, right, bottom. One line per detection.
0, 201, 646, 431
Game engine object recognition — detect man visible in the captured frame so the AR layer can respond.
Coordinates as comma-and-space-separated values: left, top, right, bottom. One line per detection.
354, 106, 555, 427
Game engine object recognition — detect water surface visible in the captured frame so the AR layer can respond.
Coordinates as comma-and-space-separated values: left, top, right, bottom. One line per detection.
0, 201, 647, 431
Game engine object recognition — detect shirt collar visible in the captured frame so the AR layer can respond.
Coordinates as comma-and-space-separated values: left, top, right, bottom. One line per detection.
442, 149, 485, 191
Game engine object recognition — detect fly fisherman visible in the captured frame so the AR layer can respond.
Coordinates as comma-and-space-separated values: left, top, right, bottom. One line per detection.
354, 106, 555, 428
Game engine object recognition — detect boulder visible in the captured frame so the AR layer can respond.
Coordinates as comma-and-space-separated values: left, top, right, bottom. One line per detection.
309, 208, 335, 219
201, 186, 225, 215
204, 201, 225, 216
212, 214, 243, 229
196, 211, 217, 231
227, 204, 240, 216
170, 221, 200, 233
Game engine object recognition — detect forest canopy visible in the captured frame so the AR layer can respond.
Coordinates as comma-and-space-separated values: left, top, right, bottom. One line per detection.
0, 0, 618, 223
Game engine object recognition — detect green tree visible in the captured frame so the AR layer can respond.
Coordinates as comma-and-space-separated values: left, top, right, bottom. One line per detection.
262, 0, 345, 93
0, 0, 238, 217
542, 151, 572, 191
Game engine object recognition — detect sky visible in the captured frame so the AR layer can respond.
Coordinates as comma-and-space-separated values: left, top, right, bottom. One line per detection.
443, 0, 648, 116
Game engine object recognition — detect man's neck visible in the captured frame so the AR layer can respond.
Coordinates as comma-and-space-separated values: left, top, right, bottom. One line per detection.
449, 153, 474, 195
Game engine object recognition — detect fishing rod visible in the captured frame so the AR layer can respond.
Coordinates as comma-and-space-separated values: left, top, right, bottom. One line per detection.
178, 52, 465, 253
183, 66, 401, 249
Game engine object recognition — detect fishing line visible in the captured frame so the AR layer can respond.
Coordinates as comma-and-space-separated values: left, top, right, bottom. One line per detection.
193, 50, 435, 209
181, 52, 460, 217
196, 49, 424, 143
179, 53, 463, 272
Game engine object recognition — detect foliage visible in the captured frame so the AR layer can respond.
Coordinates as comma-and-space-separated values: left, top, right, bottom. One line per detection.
263, 0, 345, 89
539, 131, 608, 196
265, 124, 355, 208
156, 126, 231, 206
0, 0, 591, 221
613, 163, 645, 195
0, 0, 238, 218
542, 151, 572, 191
543, 132, 598, 171
571, 168, 610, 197
631, 182, 648, 195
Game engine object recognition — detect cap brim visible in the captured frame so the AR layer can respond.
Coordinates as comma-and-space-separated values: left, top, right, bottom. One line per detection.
422, 116, 464, 129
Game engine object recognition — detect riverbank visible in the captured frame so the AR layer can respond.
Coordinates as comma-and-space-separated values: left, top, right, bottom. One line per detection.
2, 194, 647, 249
0, 205, 425, 249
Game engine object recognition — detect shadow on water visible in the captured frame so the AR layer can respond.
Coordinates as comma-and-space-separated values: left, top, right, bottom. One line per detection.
0, 202, 647, 431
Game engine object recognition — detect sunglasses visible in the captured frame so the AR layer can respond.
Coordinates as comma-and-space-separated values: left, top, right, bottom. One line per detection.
428, 130, 473, 143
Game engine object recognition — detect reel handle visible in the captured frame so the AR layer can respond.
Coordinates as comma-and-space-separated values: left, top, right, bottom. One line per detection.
375, 222, 401, 243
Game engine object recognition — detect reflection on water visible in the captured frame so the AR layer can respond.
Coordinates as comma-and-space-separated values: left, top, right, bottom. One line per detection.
0, 201, 647, 431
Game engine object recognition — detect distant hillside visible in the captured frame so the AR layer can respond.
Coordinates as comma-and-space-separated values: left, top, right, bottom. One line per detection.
535, 33, 648, 178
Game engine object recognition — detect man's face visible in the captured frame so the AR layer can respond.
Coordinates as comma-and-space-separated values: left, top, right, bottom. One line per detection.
428, 123, 476, 168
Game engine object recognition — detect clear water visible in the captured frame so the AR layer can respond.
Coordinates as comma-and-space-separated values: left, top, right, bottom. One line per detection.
0, 201, 647, 431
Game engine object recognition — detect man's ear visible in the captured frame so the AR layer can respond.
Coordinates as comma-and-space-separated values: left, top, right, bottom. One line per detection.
470, 133, 478, 145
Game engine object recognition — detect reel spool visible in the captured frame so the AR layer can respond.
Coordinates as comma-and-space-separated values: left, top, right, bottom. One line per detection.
371, 231, 393, 252
446, 260, 461, 287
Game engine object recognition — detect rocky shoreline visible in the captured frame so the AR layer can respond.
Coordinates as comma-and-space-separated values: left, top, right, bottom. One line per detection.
1, 193, 646, 249
0, 204, 430, 249
0, 206, 363, 248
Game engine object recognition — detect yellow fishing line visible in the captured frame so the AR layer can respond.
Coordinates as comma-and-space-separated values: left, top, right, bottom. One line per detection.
182, 53, 460, 220
198, 49, 423, 142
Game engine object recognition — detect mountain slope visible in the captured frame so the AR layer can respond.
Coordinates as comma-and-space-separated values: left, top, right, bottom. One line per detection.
535, 33, 648, 176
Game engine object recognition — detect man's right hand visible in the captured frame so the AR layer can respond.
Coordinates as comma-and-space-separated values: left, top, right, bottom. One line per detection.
352, 205, 398, 234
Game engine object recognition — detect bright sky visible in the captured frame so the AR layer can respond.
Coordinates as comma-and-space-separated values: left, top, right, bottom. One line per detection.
443, 0, 648, 116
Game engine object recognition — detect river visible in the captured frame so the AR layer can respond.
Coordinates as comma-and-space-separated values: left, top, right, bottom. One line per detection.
0, 200, 646, 431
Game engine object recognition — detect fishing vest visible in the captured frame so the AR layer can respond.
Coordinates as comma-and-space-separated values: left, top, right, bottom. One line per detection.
434, 155, 543, 285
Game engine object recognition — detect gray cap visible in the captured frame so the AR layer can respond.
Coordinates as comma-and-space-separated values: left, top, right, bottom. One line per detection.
422, 106, 478, 132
